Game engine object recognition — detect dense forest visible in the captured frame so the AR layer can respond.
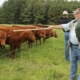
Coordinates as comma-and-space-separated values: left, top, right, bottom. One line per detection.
0, 0, 80, 24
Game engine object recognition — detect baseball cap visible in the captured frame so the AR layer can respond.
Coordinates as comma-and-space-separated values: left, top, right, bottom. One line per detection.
73, 8, 80, 14
62, 11, 69, 15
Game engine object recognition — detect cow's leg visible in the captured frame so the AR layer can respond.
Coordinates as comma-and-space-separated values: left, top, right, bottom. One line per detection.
2, 45, 5, 49
1, 45, 3, 49
27, 41, 30, 48
0, 45, 1, 49
36, 39, 38, 45
43, 37, 46, 43
10, 44, 15, 59
31, 42, 32, 47
39, 38, 41, 45
17, 46, 20, 52
28, 41, 33, 48
1, 45, 5, 50
17, 43, 22, 53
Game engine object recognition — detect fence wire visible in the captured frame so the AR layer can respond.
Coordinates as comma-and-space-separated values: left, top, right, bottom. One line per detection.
0, 37, 56, 58
0, 43, 28, 58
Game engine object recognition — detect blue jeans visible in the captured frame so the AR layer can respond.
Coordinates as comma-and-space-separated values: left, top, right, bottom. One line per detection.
64, 32, 69, 61
78, 75, 80, 80
70, 44, 80, 79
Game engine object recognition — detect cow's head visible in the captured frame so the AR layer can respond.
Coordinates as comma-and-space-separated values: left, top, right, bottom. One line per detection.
0, 31, 7, 46
37, 29, 46, 38
52, 30, 58, 38
25, 30, 36, 42
47, 29, 58, 38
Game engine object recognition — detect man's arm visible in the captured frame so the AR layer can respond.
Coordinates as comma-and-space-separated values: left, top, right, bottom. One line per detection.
48, 24, 63, 29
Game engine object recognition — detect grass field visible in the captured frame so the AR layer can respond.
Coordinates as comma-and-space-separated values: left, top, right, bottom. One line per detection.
0, 29, 80, 80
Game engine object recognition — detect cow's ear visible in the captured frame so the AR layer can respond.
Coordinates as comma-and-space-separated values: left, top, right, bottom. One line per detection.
7, 34, 10, 37
7, 33, 10, 37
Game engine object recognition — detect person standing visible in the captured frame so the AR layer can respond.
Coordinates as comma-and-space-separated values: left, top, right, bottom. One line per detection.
59, 10, 72, 61
48, 8, 80, 80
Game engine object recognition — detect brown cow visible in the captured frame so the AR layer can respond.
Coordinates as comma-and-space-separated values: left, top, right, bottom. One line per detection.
12, 25, 46, 45
0, 26, 36, 58
25, 25, 46, 45
8, 30, 36, 59
43, 29, 58, 43
0, 30, 7, 49
29, 25, 58, 43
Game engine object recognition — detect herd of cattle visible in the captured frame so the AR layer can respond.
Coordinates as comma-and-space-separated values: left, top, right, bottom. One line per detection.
0, 24, 58, 59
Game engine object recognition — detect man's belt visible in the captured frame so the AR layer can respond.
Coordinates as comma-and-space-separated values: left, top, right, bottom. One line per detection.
71, 43, 78, 46
65, 31, 70, 32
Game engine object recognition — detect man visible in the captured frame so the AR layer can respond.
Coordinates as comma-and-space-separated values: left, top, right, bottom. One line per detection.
59, 10, 72, 61
48, 8, 80, 80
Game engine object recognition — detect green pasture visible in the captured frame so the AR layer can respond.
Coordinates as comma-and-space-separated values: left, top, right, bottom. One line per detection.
0, 29, 80, 80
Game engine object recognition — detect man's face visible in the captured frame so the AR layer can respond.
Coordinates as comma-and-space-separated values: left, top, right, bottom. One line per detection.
62, 14, 68, 18
74, 13, 80, 19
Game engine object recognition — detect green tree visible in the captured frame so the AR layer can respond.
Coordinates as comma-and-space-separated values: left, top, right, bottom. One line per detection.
2, 0, 26, 24
21, 0, 46, 24
0, 0, 80, 24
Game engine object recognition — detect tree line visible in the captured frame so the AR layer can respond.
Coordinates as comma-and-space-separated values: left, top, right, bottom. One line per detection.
0, 0, 80, 25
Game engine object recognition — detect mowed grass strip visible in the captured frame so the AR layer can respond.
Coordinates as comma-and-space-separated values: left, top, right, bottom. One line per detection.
0, 29, 79, 80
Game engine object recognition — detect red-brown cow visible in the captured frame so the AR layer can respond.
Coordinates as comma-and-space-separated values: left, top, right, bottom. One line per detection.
25, 25, 46, 45
32, 24, 58, 43
43, 29, 58, 43
8, 30, 36, 59
12, 25, 46, 45
0, 30, 7, 49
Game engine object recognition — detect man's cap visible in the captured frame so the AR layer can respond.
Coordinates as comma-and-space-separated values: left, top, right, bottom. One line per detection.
73, 8, 80, 14
62, 10, 69, 15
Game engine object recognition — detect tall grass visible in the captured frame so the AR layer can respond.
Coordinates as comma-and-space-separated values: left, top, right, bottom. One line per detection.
0, 30, 80, 80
